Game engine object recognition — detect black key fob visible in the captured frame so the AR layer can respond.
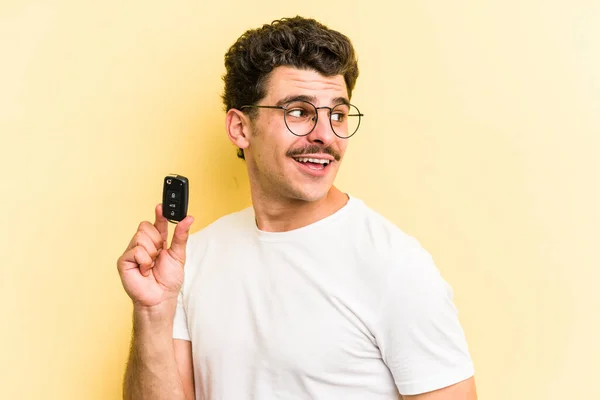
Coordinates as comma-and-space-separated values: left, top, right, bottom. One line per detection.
162, 174, 189, 223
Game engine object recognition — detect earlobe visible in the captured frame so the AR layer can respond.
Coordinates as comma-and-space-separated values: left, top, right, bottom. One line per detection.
226, 109, 250, 151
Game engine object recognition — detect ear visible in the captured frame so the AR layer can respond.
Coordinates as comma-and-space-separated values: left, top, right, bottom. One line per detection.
226, 108, 251, 151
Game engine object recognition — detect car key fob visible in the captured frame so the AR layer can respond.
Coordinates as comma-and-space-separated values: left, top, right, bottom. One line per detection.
162, 174, 189, 223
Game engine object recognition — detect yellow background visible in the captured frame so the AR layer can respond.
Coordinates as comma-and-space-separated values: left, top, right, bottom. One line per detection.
1, 1, 598, 399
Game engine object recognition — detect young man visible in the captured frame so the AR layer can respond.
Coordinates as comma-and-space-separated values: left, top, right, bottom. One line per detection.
117, 16, 477, 400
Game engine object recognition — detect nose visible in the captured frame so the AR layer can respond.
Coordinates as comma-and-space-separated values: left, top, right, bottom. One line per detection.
306, 108, 336, 146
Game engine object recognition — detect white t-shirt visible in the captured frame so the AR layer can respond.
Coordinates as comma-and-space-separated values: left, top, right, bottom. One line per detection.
173, 195, 474, 399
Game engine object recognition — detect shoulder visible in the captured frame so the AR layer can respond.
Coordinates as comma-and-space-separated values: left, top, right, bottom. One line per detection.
347, 196, 427, 260
189, 205, 253, 241
184, 205, 254, 260
346, 196, 445, 299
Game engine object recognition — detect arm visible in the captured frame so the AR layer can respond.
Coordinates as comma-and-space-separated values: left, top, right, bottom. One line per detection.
378, 240, 476, 398
174, 339, 195, 400
117, 204, 196, 400
402, 377, 477, 400
123, 303, 194, 400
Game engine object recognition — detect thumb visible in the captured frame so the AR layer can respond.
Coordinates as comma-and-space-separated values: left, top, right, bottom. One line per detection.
168, 215, 194, 264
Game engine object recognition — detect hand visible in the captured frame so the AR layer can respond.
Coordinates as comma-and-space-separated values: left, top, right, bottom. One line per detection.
117, 204, 194, 308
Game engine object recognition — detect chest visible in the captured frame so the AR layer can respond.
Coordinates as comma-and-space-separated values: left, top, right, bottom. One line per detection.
184, 244, 384, 377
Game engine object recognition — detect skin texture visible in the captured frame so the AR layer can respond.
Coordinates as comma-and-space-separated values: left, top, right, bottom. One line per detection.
118, 204, 195, 400
226, 66, 351, 232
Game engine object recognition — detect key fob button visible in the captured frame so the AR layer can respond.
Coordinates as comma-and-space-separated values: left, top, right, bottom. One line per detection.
167, 201, 178, 209
167, 190, 180, 200
168, 209, 181, 220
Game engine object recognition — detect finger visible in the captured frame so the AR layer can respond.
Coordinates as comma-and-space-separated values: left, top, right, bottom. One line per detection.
118, 245, 153, 276
128, 230, 159, 260
154, 203, 169, 246
139, 259, 155, 277
134, 221, 163, 252
168, 215, 195, 264
132, 246, 154, 277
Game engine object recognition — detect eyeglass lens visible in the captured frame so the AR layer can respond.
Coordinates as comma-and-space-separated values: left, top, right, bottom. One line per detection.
283, 101, 361, 138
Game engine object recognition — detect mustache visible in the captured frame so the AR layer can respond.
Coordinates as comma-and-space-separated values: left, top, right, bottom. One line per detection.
286, 145, 341, 161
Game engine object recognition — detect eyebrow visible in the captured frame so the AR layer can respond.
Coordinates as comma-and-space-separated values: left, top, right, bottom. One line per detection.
275, 94, 315, 107
275, 94, 350, 107
332, 96, 350, 106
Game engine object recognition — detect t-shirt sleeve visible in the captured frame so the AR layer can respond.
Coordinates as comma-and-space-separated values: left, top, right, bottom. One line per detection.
172, 287, 191, 341
376, 242, 475, 395
172, 230, 207, 342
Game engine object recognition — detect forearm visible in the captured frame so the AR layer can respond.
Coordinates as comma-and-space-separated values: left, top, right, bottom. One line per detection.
123, 301, 187, 400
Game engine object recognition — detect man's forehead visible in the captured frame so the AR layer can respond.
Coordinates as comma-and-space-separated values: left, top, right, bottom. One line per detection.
265, 66, 348, 103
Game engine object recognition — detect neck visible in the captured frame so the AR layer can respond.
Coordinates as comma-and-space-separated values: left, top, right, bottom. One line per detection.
251, 186, 349, 232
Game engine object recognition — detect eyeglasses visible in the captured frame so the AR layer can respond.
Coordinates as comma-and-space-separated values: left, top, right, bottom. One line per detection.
240, 100, 363, 139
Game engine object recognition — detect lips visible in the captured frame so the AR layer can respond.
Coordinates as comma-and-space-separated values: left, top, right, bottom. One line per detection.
293, 157, 330, 167
291, 156, 332, 176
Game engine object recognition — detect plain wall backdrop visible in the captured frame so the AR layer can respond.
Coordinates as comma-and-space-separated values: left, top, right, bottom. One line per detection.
1, 1, 599, 399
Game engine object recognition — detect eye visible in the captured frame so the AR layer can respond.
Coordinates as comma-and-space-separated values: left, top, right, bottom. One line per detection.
287, 108, 307, 118
331, 111, 347, 123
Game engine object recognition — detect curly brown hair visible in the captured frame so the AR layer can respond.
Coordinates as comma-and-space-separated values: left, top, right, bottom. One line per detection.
221, 16, 360, 159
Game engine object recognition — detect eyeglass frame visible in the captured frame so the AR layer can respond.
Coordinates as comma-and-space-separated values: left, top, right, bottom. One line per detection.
239, 100, 364, 139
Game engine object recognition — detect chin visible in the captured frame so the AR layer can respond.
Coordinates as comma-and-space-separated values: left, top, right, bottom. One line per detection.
288, 184, 332, 203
